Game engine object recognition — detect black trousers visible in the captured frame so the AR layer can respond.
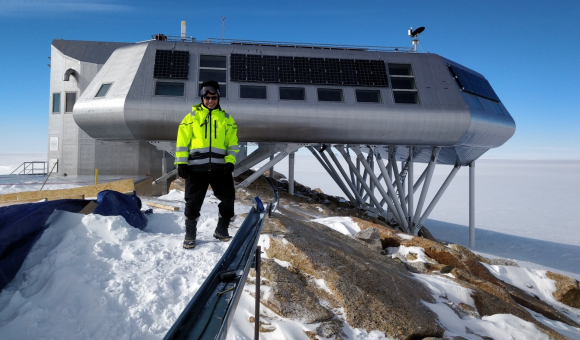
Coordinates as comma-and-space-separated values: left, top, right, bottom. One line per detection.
184, 170, 235, 221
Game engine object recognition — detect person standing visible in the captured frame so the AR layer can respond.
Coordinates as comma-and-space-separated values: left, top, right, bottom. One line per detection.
174, 80, 239, 249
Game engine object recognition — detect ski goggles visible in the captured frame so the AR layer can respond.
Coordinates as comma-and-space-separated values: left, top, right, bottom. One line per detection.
199, 85, 220, 97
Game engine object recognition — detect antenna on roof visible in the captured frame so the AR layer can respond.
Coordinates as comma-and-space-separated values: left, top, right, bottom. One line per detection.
221, 17, 226, 43
408, 26, 425, 53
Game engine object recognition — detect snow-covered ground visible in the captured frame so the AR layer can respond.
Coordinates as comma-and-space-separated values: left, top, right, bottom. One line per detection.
1, 153, 579, 339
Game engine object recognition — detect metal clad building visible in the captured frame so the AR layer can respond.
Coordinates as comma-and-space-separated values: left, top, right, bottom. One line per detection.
49, 38, 515, 174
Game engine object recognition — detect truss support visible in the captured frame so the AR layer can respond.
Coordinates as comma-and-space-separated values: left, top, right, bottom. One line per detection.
469, 161, 475, 249
336, 146, 389, 220
288, 152, 295, 195
390, 153, 408, 218
412, 147, 440, 227
239, 144, 302, 187
307, 146, 358, 205
408, 147, 414, 230
233, 143, 286, 178
372, 148, 410, 231
353, 146, 408, 231
414, 162, 460, 234
326, 147, 365, 208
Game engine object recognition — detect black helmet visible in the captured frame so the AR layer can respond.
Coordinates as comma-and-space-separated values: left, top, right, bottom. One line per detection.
199, 80, 220, 97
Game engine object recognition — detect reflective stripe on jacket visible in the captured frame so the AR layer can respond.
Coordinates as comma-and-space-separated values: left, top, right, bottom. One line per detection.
174, 104, 239, 171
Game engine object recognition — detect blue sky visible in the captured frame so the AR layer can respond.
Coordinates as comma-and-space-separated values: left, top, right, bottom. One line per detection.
0, 0, 578, 159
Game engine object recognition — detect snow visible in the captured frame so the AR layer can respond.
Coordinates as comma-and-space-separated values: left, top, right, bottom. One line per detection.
310, 216, 360, 237
1, 154, 580, 339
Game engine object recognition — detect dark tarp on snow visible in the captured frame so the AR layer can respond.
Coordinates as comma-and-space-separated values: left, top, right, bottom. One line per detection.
0, 190, 148, 292
93, 190, 147, 230
0, 199, 88, 291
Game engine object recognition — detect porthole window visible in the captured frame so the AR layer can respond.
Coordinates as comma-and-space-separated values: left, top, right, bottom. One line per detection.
240, 85, 267, 99
65, 92, 77, 113
280, 87, 305, 101
388, 63, 420, 104
493, 102, 505, 115
471, 96, 484, 110
317, 88, 343, 102
155, 82, 185, 96
52, 93, 61, 113
355, 89, 382, 103
199, 55, 227, 98
95, 84, 112, 98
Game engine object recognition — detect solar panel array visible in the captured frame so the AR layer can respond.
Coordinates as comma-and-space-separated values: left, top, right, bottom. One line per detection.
230, 54, 388, 87
447, 64, 500, 102
154, 50, 190, 79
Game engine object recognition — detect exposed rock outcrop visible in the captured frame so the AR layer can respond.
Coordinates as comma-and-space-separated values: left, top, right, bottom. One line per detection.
546, 271, 580, 308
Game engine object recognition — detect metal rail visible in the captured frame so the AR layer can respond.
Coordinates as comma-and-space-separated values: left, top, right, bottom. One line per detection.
149, 35, 409, 53
10, 161, 48, 175
164, 177, 278, 340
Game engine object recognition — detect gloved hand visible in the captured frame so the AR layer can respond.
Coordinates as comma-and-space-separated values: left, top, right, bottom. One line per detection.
178, 164, 189, 179
224, 162, 235, 174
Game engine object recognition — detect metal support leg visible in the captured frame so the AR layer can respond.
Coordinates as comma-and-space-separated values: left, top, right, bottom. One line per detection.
269, 155, 274, 178
336, 147, 388, 220
408, 148, 414, 230
405, 165, 429, 204
390, 155, 408, 218
373, 148, 410, 231
327, 146, 365, 208
353, 146, 408, 230
288, 152, 295, 195
416, 163, 460, 233
469, 162, 475, 249
234, 143, 286, 178
254, 245, 261, 340
162, 151, 168, 195
412, 147, 440, 227
240, 144, 302, 187
307, 146, 358, 205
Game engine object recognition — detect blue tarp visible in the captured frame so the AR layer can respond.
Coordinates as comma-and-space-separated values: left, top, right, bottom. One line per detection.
0, 191, 148, 292
0, 199, 88, 291
93, 190, 148, 230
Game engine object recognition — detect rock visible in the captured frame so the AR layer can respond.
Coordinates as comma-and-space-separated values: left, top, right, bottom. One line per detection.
265, 209, 445, 339
354, 227, 382, 251
546, 271, 580, 308
260, 259, 334, 323
316, 320, 345, 338
169, 177, 185, 191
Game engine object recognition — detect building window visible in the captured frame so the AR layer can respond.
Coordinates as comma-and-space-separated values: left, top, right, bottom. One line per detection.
199, 55, 227, 98
95, 84, 112, 98
493, 102, 505, 115
155, 82, 185, 96
471, 96, 484, 110
388, 63, 419, 104
280, 87, 305, 101
240, 85, 267, 99
355, 89, 382, 103
65, 92, 76, 112
52, 93, 61, 113
317, 88, 343, 102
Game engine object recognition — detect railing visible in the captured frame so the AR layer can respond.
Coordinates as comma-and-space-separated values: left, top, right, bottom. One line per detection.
164, 177, 278, 340
149, 35, 410, 53
10, 162, 48, 175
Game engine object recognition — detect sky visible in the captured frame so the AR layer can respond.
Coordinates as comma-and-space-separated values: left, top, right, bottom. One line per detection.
0, 0, 579, 159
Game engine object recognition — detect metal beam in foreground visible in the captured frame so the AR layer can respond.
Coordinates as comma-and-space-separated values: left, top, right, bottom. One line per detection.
164, 189, 273, 340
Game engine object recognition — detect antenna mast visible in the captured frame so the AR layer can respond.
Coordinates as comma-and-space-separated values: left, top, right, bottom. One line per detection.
408, 26, 425, 53
221, 17, 226, 43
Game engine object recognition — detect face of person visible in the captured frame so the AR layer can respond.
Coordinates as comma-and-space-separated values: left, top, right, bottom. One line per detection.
202, 92, 218, 110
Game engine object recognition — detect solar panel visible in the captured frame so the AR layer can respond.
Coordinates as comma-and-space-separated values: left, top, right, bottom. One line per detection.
154, 50, 190, 79
447, 64, 499, 102
230, 54, 389, 87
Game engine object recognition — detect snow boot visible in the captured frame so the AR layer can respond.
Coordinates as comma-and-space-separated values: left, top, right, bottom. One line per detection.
183, 218, 197, 249
213, 217, 232, 242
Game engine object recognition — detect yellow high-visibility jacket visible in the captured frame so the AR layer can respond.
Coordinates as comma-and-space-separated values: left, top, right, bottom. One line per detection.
174, 104, 239, 171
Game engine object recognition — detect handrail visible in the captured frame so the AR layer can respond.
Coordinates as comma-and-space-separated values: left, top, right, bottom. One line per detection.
150, 35, 410, 53
164, 176, 279, 340
9, 161, 48, 175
